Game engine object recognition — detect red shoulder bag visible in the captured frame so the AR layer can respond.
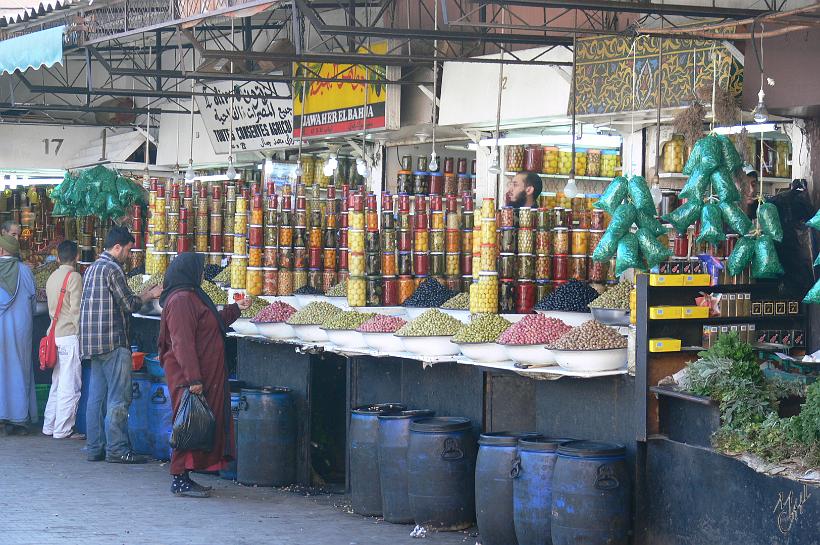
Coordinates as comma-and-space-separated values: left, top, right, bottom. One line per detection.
39, 272, 71, 371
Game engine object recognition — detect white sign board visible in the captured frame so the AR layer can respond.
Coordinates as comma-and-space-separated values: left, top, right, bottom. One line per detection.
195, 80, 293, 154
0, 124, 108, 170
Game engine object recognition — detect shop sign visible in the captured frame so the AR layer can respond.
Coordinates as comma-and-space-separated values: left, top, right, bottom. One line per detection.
292, 42, 399, 138
195, 80, 293, 153
574, 36, 743, 115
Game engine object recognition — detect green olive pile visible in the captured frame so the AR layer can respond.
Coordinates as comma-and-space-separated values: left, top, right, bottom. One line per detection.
240, 296, 270, 319
325, 280, 348, 297
34, 262, 58, 289
128, 275, 146, 293
589, 280, 633, 310
453, 314, 511, 343
441, 292, 470, 310
322, 310, 376, 331
287, 301, 343, 325
395, 309, 463, 337
547, 320, 627, 351
202, 281, 228, 305
212, 266, 231, 284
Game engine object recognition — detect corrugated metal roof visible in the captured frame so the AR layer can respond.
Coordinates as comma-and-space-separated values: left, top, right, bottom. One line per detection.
0, 1, 76, 28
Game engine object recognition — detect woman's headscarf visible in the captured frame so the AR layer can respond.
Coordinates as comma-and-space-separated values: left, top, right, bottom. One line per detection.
0, 235, 20, 296
160, 252, 226, 334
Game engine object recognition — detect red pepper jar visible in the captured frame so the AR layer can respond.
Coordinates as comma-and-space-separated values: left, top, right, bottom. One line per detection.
515, 280, 536, 313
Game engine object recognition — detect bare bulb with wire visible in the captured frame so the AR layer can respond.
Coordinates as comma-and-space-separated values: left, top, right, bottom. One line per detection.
294, 163, 303, 178
563, 177, 579, 199
429, 151, 438, 172
226, 161, 237, 180
650, 182, 663, 206
185, 162, 195, 182
488, 148, 501, 174
356, 158, 369, 177
753, 88, 768, 124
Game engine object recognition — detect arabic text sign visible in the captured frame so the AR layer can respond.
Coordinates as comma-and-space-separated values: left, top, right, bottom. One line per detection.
195, 80, 293, 153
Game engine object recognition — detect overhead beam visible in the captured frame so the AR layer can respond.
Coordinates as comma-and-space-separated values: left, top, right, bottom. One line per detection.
484, 0, 772, 19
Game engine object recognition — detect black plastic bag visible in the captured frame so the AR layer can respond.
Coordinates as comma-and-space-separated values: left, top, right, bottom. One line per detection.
169, 389, 216, 451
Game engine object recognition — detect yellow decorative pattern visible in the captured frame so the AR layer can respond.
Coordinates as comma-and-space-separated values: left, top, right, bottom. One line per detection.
575, 36, 743, 115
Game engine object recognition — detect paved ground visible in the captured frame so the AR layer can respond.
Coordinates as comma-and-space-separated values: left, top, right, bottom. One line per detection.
0, 430, 476, 545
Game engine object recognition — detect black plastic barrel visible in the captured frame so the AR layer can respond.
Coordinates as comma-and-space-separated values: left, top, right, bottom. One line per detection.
377, 409, 435, 524
475, 432, 541, 545
237, 387, 296, 487
350, 403, 405, 516
219, 392, 241, 480
512, 437, 574, 545
408, 417, 477, 531
551, 441, 631, 545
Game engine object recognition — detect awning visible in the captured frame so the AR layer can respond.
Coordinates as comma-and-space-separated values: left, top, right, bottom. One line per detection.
0, 25, 64, 75
66, 130, 148, 170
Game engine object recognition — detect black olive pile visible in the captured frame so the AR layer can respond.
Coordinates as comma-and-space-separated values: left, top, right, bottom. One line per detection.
534, 280, 600, 313
294, 285, 324, 295
402, 278, 456, 308
204, 264, 224, 281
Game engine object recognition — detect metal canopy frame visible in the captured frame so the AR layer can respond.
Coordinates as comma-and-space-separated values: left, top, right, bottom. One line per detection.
0, 0, 810, 123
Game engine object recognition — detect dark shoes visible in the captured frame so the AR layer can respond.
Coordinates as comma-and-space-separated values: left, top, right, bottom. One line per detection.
87, 452, 105, 462
106, 452, 150, 464
172, 474, 211, 498
5, 424, 29, 436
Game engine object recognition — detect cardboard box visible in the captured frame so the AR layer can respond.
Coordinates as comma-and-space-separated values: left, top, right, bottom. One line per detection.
650, 306, 682, 319
683, 274, 711, 286
649, 338, 682, 352
649, 274, 684, 287
680, 306, 709, 319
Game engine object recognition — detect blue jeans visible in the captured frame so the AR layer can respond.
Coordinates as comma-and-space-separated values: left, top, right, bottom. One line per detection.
86, 347, 133, 457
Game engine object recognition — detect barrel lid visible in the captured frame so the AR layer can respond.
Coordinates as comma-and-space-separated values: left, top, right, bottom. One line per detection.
557, 440, 625, 457
518, 437, 574, 452
410, 417, 472, 433
378, 409, 435, 420
353, 403, 406, 415
479, 431, 541, 446
240, 386, 291, 395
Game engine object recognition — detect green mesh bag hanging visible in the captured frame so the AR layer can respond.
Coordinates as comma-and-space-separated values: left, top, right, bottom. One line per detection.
751, 236, 785, 279
710, 168, 741, 203
727, 236, 755, 276
615, 233, 644, 275
806, 208, 820, 231
662, 200, 702, 235
814, 253, 820, 267
594, 176, 629, 213
637, 209, 667, 236
628, 175, 656, 216
682, 139, 703, 176
592, 229, 621, 262
804, 279, 820, 304
608, 203, 637, 239
636, 227, 671, 268
678, 167, 710, 201
696, 204, 726, 245
698, 134, 722, 173
757, 202, 784, 242
717, 135, 743, 173
720, 201, 753, 235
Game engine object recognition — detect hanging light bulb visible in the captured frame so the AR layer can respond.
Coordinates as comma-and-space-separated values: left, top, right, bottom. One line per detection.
327, 153, 338, 171
356, 157, 369, 177
488, 148, 501, 174
650, 180, 663, 206
294, 163, 304, 177
753, 88, 768, 123
185, 161, 195, 182
226, 156, 237, 180
429, 151, 438, 172
563, 176, 579, 199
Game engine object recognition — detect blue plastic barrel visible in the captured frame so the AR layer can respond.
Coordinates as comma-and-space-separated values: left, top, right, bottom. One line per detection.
408, 417, 477, 531
148, 381, 173, 461
127, 372, 153, 455
74, 362, 91, 434
377, 409, 435, 523
219, 393, 241, 480
512, 437, 574, 545
237, 387, 296, 486
551, 441, 631, 545
350, 403, 406, 516
475, 432, 541, 545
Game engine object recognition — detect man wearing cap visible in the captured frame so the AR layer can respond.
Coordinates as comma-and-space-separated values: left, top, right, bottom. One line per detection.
741, 164, 760, 217
0, 234, 38, 435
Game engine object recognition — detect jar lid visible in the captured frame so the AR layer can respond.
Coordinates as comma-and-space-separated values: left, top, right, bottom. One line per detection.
247, 266, 264, 271
479, 271, 499, 277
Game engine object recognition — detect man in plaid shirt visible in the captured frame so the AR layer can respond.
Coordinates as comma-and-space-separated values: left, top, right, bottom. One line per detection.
80, 226, 161, 464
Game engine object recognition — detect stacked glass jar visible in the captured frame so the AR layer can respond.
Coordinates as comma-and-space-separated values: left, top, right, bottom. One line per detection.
277, 189, 294, 295
292, 194, 309, 292
346, 192, 366, 306
460, 195, 474, 292
262, 194, 279, 296
396, 194, 413, 303
535, 209, 553, 302
147, 184, 168, 274
321, 187, 338, 293
337, 185, 350, 286
515, 207, 536, 313
380, 193, 398, 305
443, 195, 461, 293
412, 195, 429, 288
231, 191, 249, 290
469, 197, 498, 314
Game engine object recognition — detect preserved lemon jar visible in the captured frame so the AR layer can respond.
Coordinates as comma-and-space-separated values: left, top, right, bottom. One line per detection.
662, 135, 685, 173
